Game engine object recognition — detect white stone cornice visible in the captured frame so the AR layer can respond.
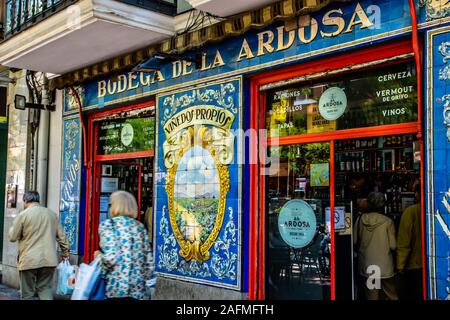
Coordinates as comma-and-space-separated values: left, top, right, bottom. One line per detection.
0, 0, 176, 73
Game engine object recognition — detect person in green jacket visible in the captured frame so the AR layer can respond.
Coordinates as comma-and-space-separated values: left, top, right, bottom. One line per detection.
396, 183, 423, 300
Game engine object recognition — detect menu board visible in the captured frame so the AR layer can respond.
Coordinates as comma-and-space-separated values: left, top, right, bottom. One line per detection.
266, 62, 418, 137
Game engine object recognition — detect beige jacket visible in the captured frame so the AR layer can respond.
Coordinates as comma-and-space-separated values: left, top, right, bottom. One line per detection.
354, 212, 397, 279
8, 203, 70, 271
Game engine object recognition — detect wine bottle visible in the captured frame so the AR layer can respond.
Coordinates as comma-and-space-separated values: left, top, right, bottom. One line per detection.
346, 155, 352, 172
340, 154, 345, 172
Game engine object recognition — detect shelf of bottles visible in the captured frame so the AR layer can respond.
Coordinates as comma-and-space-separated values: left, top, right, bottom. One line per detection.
335, 134, 417, 174
335, 134, 420, 225
117, 158, 154, 220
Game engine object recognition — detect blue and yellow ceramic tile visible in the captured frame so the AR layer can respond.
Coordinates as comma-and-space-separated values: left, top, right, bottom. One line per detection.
154, 77, 242, 290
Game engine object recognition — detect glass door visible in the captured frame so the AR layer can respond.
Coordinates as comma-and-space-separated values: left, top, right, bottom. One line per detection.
266, 142, 331, 300
334, 134, 421, 300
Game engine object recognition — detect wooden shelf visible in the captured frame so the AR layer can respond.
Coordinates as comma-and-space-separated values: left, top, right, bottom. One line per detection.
335, 170, 418, 174
335, 146, 413, 153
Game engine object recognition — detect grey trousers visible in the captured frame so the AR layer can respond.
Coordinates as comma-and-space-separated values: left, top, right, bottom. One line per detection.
19, 267, 55, 300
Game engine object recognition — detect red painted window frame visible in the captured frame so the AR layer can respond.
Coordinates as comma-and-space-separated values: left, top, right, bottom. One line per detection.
84, 99, 155, 262
248, 39, 425, 300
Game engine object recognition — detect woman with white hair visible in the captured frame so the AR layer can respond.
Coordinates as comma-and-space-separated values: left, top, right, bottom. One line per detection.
94, 191, 153, 300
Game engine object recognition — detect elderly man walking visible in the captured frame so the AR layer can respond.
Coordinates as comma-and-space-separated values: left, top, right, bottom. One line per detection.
8, 191, 69, 300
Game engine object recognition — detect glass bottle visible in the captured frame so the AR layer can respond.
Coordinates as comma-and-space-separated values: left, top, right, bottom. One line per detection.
340, 154, 345, 172
346, 155, 352, 172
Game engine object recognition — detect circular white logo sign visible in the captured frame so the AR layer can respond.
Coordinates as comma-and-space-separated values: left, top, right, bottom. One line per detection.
121, 123, 134, 146
278, 199, 317, 248
318, 87, 347, 121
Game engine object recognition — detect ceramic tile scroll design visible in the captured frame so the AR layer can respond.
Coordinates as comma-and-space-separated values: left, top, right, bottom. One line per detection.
65, 86, 85, 113
157, 205, 238, 280
438, 42, 450, 81
438, 94, 450, 141
420, 0, 450, 21
59, 118, 82, 253
161, 83, 237, 126
155, 77, 242, 290
157, 205, 212, 278
437, 42, 450, 141
435, 189, 450, 299
210, 207, 238, 280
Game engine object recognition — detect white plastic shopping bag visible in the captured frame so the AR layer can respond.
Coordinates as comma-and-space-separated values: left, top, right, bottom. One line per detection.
56, 260, 76, 295
71, 256, 102, 300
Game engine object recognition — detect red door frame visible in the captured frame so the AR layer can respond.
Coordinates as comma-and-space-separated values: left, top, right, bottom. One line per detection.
248, 39, 426, 300
84, 100, 155, 262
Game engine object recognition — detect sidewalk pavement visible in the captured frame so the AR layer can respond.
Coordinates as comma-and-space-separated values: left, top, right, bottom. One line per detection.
0, 283, 71, 300
0, 284, 20, 300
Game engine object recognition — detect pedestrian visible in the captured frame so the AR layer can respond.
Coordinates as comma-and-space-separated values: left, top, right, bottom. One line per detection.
8, 191, 70, 300
94, 191, 153, 300
354, 191, 398, 300
397, 183, 423, 300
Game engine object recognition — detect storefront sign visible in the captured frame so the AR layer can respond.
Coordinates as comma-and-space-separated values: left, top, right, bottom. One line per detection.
68, 0, 413, 113
278, 200, 317, 248
97, 2, 374, 99
154, 77, 242, 290
319, 87, 347, 121
120, 124, 134, 146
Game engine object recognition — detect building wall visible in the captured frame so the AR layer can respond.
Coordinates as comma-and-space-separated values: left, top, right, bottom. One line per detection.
425, 23, 450, 300
0, 125, 8, 262
47, 91, 63, 214
1, 71, 30, 288
0, 74, 64, 288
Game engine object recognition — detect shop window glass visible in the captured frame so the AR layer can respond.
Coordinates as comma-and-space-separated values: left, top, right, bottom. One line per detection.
98, 114, 155, 155
265, 62, 417, 137
267, 143, 331, 300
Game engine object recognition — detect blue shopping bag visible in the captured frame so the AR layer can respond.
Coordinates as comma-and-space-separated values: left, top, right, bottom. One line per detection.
56, 260, 76, 295
71, 256, 106, 300
89, 271, 106, 300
